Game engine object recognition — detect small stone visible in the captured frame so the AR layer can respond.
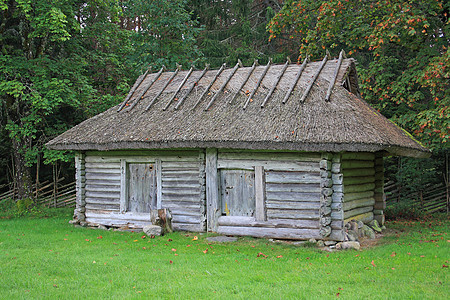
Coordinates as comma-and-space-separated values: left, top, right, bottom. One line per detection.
368, 220, 382, 233
362, 225, 376, 239
357, 221, 364, 229
293, 241, 307, 246
143, 225, 163, 236
79, 221, 88, 227
69, 219, 79, 225
206, 236, 238, 243
349, 221, 358, 231
336, 241, 360, 251
347, 230, 359, 242
98, 225, 108, 230
324, 241, 337, 246
317, 240, 325, 247
344, 223, 351, 230
308, 238, 317, 244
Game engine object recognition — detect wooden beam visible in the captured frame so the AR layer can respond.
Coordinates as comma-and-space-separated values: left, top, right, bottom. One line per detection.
128, 66, 164, 111
243, 58, 272, 110
205, 62, 240, 110
163, 67, 193, 111
300, 55, 328, 103
117, 68, 150, 112
145, 66, 180, 111
254, 166, 266, 221
192, 63, 226, 110
325, 50, 344, 102
119, 159, 127, 213
229, 60, 258, 104
282, 56, 309, 104
156, 159, 162, 209
261, 59, 290, 108
206, 148, 219, 231
175, 64, 209, 110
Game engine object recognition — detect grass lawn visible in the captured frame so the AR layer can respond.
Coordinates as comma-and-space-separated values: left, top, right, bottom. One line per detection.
0, 208, 448, 299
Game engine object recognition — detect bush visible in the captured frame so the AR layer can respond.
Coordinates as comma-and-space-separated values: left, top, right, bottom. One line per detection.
385, 201, 425, 220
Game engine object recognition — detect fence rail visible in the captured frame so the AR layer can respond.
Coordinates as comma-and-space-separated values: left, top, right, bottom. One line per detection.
0, 178, 76, 208
385, 181, 449, 213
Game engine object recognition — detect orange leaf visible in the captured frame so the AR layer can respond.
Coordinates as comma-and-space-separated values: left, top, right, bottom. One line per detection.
371, 260, 376, 267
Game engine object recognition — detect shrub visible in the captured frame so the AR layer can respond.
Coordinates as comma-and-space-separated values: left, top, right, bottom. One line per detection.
385, 200, 425, 220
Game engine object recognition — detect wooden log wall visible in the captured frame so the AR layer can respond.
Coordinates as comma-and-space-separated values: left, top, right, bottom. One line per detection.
373, 152, 385, 225
81, 150, 205, 230
340, 152, 376, 224
74, 153, 86, 222
216, 150, 330, 240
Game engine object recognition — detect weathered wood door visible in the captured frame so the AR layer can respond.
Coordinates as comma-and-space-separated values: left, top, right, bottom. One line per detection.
220, 169, 255, 216
128, 163, 156, 213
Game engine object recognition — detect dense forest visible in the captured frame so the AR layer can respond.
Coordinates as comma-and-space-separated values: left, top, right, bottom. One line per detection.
0, 0, 448, 200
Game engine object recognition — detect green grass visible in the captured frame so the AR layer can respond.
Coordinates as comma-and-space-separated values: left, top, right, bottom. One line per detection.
0, 209, 448, 299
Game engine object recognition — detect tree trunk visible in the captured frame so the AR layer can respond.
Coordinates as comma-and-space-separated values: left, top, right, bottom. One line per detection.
11, 138, 33, 201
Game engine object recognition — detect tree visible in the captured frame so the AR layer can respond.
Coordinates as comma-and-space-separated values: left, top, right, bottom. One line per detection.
267, 0, 449, 150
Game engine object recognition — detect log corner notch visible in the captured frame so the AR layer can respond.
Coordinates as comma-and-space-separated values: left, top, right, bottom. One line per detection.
373, 152, 385, 225
319, 153, 333, 239
71, 152, 86, 225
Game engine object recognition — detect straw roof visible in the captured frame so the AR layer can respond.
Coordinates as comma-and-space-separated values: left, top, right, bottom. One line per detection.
47, 56, 430, 158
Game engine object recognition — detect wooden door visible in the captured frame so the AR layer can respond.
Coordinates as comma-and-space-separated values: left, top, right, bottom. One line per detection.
220, 169, 255, 216
128, 163, 156, 213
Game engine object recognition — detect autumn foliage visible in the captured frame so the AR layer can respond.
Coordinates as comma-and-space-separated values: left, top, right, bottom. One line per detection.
268, 0, 449, 149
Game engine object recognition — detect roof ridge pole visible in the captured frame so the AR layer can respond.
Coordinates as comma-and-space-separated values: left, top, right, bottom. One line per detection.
127, 66, 165, 111
205, 61, 240, 110
163, 66, 194, 111
325, 50, 344, 102
282, 56, 309, 104
300, 55, 328, 103
145, 65, 180, 111
243, 58, 272, 110
175, 64, 209, 110
117, 67, 150, 112
192, 63, 226, 110
229, 59, 258, 105
261, 58, 291, 108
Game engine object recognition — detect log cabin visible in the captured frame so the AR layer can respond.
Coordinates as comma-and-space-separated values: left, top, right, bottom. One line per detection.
46, 53, 430, 241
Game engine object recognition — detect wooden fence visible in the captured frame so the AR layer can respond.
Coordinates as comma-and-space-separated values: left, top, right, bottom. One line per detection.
0, 178, 76, 208
385, 181, 449, 213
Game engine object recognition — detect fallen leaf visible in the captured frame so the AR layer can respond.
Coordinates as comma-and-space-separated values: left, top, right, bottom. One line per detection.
336, 292, 340, 297
203, 249, 208, 254
97, 236, 103, 239
193, 236, 198, 240
133, 240, 138, 242
371, 260, 376, 267
257, 252, 267, 258
169, 260, 173, 264
390, 252, 396, 257
93, 261, 96, 264
168, 239, 172, 242
171, 248, 177, 252
141, 235, 146, 239
443, 264, 449, 268
277, 255, 283, 258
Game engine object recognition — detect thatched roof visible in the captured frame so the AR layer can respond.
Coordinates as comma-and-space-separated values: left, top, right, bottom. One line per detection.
47, 55, 430, 158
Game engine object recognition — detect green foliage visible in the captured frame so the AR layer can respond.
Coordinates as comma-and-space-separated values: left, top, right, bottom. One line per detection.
384, 200, 425, 221
15, 197, 34, 215
267, 0, 449, 150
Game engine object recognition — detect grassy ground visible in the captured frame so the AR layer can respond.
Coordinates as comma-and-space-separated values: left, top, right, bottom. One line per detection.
0, 208, 448, 299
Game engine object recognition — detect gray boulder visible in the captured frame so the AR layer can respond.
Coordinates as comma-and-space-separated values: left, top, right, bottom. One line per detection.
143, 225, 163, 236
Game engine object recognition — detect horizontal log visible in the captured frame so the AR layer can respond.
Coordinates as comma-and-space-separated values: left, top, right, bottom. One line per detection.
341, 152, 376, 161
332, 192, 344, 203
85, 185, 120, 193
266, 201, 321, 210
266, 183, 320, 193
161, 175, 200, 181
161, 182, 201, 189
331, 209, 344, 220
85, 179, 121, 186
265, 171, 321, 184
172, 223, 205, 232
341, 160, 374, 169
218, 216, 320, 229
344, 212, 373, 224
267, 209, 319, 220
85, 198, 119, 205
162, 162, 200, 169
374, 201, 386, 210
217, 159, 320, 172
343, 176, 375, 185
85, 204, 119, 211
329, 229, 345, 241
344, 206, 373, 220
85, 168, 121, 174
171, 214, 202, 224
342, 198, 375, 211
331, 163, 341, 174
85, 173, 121, 181
343, 168, 375, 177
161, 195, 201, 202
319, 160, 332, 170
217, 151, 321, 162
85, 211, 152, 221
321, 170, 332, 178
217, 226, 322, 240
344, 183, 375, 193
266, 191, 321, 202
331, 220, 344, 230
321, 153, 333, 160
321, 178, 333, 188
85, 162, 121, 169
85, 217, 152, 228
345, 191, 374, 202
162, 190, 201, 196
85, 191, 121, 199
162, 170, 200, 176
